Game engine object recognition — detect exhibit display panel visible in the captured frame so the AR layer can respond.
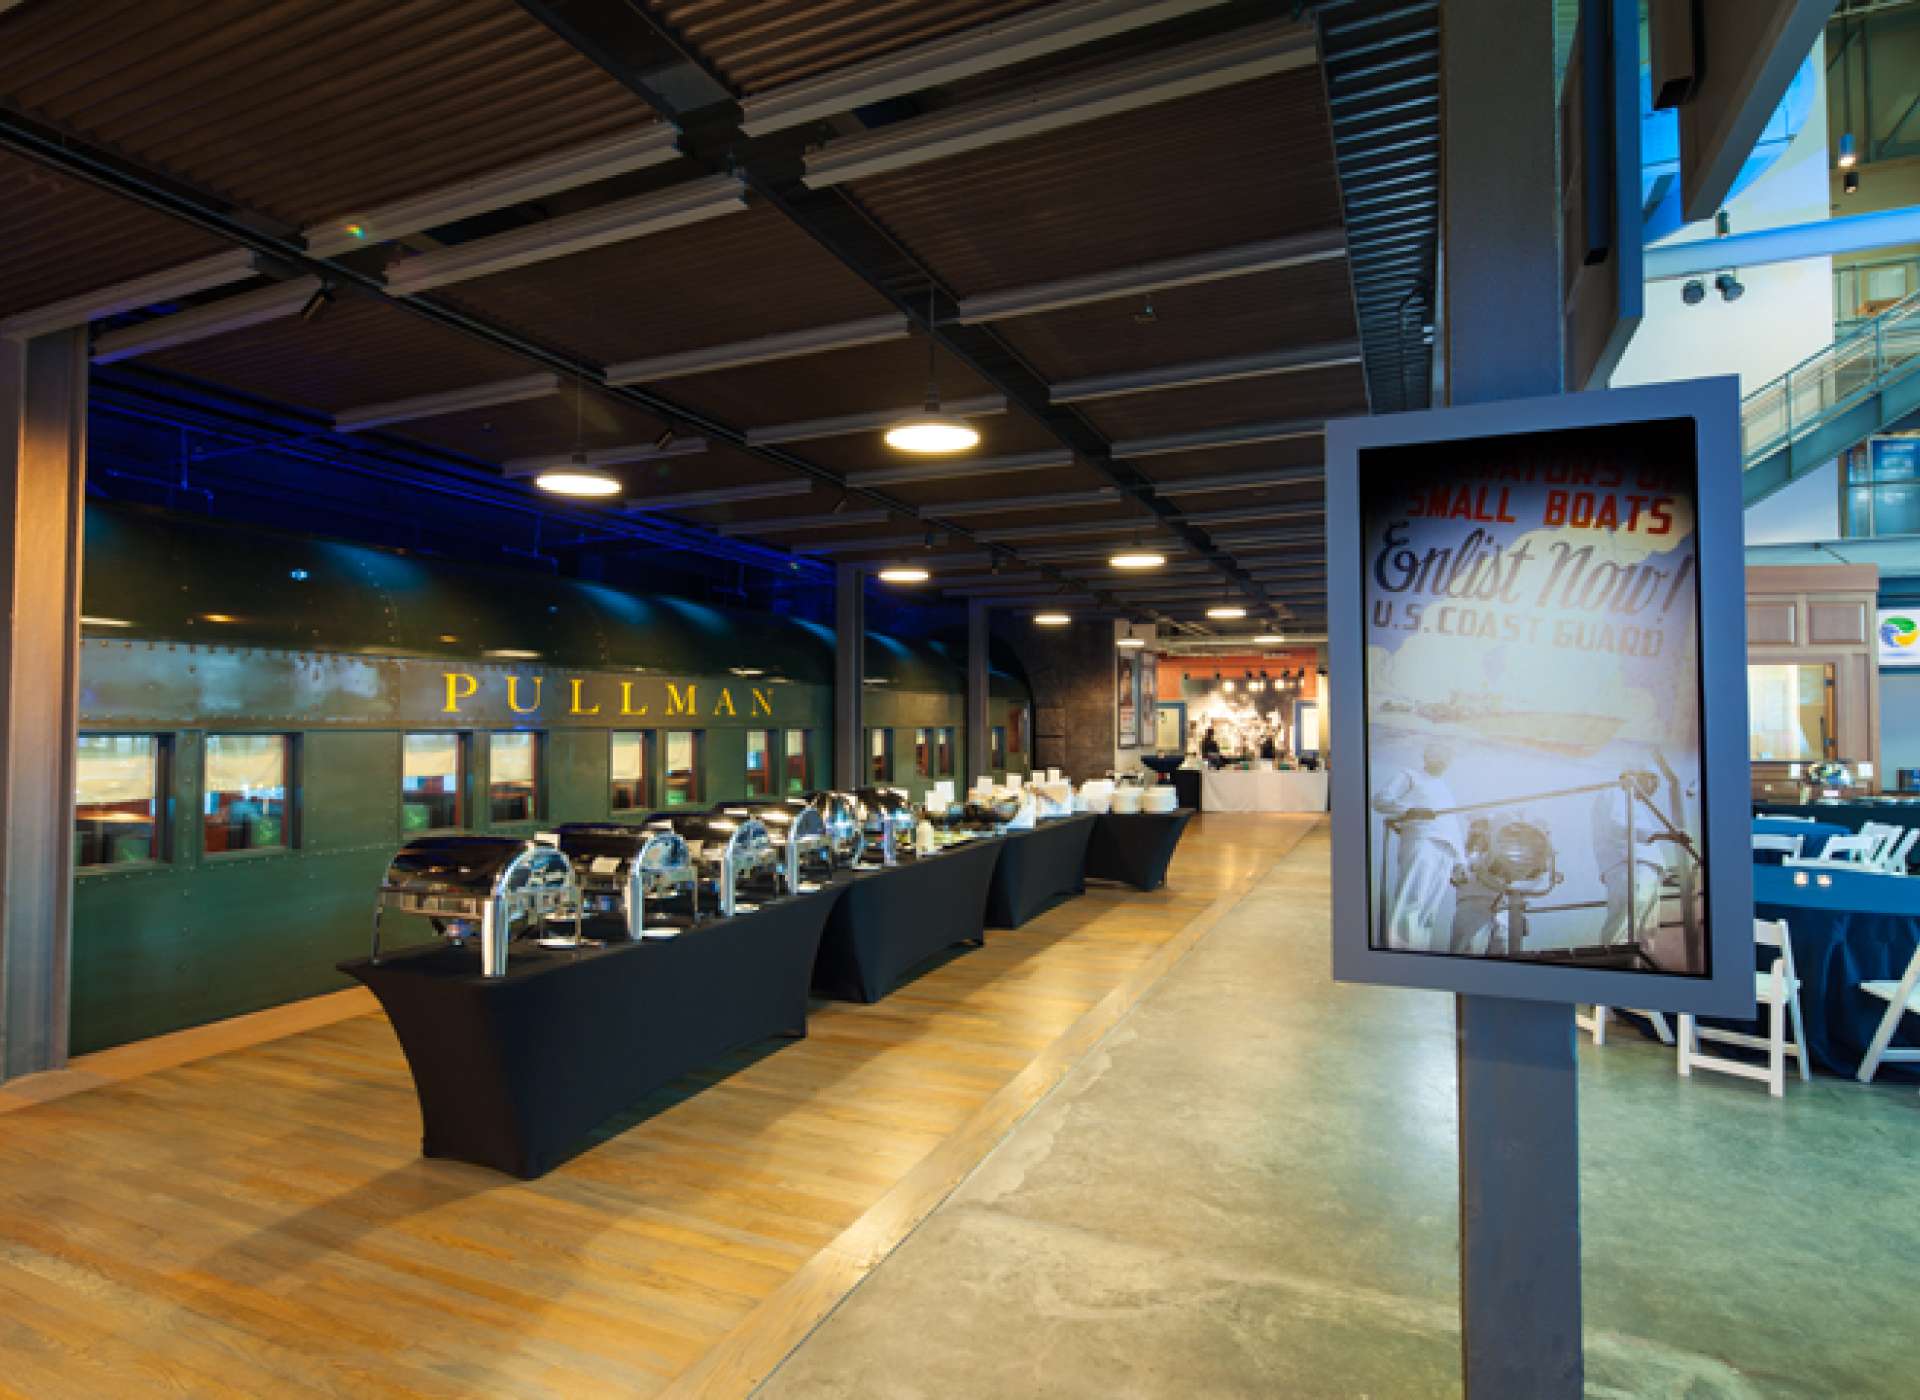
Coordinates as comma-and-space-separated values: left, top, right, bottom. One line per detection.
1327, 379, 1755, 1016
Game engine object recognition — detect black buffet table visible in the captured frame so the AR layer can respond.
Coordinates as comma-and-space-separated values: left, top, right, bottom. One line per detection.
1171, 769, 1202, 812
1083, 809, 1196, 891
985, 814, 1097, 928
340, 888, 839, 1178
811, 837, 1006, 1003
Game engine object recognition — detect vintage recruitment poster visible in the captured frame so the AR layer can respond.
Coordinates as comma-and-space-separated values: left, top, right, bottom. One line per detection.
1358, 417, 1708, 976
1116, 652, 1137, 749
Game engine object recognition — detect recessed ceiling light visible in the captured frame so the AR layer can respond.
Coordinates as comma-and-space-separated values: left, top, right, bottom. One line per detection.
1109, 550, 1166, 570
1206, 604, 1248, 620
883, 413, 980, 455
202, 613, 238, 624
1034, 611, 1071, 626
1116, 636, 1146, 648
877, 565, 931, 583
80, 615, 132, 628
535, 464, 622, 497
1253, 633, 1285, 644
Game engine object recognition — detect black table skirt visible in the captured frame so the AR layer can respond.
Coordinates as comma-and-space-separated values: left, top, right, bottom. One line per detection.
986, 815, 1097, 929
1083, 809, 1196, 891
1172, 769, 1202, 812
340, 888, 839, 1178
812, 838, 1005, 1003
1754, 801, 1920, 871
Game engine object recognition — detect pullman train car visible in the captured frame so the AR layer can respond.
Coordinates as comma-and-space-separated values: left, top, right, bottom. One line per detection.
73, 505, 1034, 1054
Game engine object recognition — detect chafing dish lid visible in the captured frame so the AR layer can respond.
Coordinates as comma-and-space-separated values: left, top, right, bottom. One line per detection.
382, 836, 537, 892
665, 811, 773, 854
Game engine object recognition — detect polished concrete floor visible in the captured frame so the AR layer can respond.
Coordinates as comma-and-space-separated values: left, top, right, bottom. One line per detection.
759, 823, 1920, 1399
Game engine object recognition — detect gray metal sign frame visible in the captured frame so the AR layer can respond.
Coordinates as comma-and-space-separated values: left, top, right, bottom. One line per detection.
1326, 376, 1754, 1018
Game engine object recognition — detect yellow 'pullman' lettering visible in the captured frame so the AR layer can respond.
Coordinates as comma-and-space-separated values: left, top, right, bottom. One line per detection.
751, 687, 773, 717
619, 680, 649, 717
713, 687, 736, 717
569, 678, 601, 716
506, 675, 543, 715
442, 672, 478, 714
666, 682, 697, 716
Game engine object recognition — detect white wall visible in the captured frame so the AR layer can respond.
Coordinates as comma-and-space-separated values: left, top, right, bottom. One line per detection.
1744, 458, 1840, 543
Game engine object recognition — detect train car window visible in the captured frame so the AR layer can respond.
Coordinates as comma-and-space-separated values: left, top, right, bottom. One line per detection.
937, 727, 956, 777
75, 734, 166, 866
489, 732, 541, 823
203, 734, 290, 853
746, 730, 774, 797
914, 728, 932, 778
611, 731, 655, 812
665, 730, 704, 806
403, 733, 465, 832
783, 729, 810, 793
991, 725, 1007, 771
1009, 706, 1029, 757
867, 727, 892, 783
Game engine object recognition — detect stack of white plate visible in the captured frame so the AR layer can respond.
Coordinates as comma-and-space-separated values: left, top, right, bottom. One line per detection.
1142, 786, 1178, 813
1080, 780, 1114, 814
1110, 786, 1143, 814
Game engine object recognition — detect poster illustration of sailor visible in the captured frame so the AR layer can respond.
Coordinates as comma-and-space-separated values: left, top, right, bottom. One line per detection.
1359, 418, 1709, 976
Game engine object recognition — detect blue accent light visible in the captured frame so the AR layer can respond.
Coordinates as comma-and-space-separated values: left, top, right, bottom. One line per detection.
289, 568, 310, 581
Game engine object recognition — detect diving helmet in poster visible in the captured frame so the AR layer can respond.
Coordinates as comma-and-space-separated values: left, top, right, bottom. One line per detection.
1359, 417, 1708, 976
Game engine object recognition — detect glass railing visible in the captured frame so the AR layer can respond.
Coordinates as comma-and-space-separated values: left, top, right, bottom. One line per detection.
1742, 290, 1920, 468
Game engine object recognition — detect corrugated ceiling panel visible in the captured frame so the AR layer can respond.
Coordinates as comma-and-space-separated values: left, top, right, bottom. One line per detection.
650, 0, 1055, 95
878, 464, 1109, 510
385, 392, 670, 465
1082, 366, 1369, 442
848, 72, 1340, 298
438, 207, 895, 366
995, 260, 1358, 385
661, 338, 997, 428
143, 298, 536, 414
0, 151, 231, 319
1130, 440, 1325, 481
0, 0, 646, 227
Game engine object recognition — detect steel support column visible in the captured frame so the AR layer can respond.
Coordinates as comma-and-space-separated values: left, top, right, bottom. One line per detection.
1442, 2, 1580, 1396
967, 600, 990, 787
0, 328, 87, 1081
834, 563, 864, 790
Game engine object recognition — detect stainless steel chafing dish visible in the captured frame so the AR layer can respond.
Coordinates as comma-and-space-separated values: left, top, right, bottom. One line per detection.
717, 800, 833, 894
665, 812, 780, 917
802, 790, 866, 869
854, 787, 918, 865
545, 822, 697, 939
371, 836, 580, 977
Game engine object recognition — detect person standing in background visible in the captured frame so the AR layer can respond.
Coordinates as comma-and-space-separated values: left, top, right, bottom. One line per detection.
1370, 742, 1464, 952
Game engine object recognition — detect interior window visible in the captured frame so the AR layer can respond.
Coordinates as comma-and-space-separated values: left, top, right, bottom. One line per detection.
868, 727, 892, 783
666, 730, 703, 805
403, 733, 464, 831
991, 725, 1007, 771
746, 729, 773, 796
783, 729, 810, 794
75, 734, 164, 866
1747, 664, 1836, 761
489, 732, 540, 823
915, 728, 931, 778
937, 727, 955, 777
203, 734, 290, 852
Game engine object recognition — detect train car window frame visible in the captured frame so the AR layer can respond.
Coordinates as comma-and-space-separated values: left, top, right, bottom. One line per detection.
745, 729, 775, 797
868, 727, 893, 784
991, 725, 1008, 771
610, 730, 656, 813
75, 732, 170, 869
914, 727, 932, 779
937, 726, 956, 778
665, 729, 705, 807
402, 732, 467, 833
488, 731, 543, 825
202, 733, 295, 856
782, 728, 811, 794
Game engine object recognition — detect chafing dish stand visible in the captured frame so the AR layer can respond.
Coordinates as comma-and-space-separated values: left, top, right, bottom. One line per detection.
984, 813, 1098, 928
1082, 809, 1196, 892
339, 889, 842, 1178
810, 835, 1005, 1003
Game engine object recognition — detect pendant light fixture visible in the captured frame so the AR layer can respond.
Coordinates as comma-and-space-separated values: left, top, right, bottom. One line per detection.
884, 284, 981, 455
537, 375, 622, 497
1033, 611, 1071, 626
1109, 501, 1165, 570
1206, 602, 1248, 620
1252, 632, 1285, 645
877, 565, 930, 584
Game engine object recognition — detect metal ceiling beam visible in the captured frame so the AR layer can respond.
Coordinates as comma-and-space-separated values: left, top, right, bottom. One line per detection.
0, 251, 257, 341
716, 509, 892, 536
1112, 418, 1325, 458
1050, 341, 1362, 403
89, 279, 321, 364
621, 478, 812, 511
805, 20, 1317, 188
953, 231, 1345, 323
740, 0, 1234, 136
503, 437, 712, 476
848, 449, 1076, 487
605, 315, 911, 384
1152, 464, 1323, 494
745, 395, 1007, 446
334, 374, 562, 432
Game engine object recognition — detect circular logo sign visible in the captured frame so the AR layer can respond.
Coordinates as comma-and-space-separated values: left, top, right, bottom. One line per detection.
1881, 615, 1919, 650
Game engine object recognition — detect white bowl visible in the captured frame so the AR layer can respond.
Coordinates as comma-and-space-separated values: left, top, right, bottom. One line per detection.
1111, 787, 1143, 814
1142, 788, 1178, 813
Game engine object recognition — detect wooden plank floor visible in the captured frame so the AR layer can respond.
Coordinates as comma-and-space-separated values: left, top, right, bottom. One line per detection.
0, 814, 1316, 1399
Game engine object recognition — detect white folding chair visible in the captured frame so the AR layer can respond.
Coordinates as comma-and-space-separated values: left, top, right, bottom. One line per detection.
1752, 834, 1803, 860
1856, 940, 1920, 1089
1858, 822, 1901, 864
1764, 814, 1815, 821
1678, 918, 1809, 1097
1785, 834, 1879, 868
1877, 827, 1920, 875
1577, 1005, 1673, 1046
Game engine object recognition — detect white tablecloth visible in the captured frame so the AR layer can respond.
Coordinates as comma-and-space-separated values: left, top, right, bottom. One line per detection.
1200, 768, 1329, 813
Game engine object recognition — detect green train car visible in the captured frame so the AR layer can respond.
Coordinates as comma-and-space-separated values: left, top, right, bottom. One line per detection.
73, 506, 1033, 1054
